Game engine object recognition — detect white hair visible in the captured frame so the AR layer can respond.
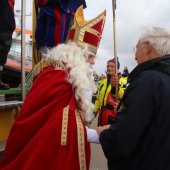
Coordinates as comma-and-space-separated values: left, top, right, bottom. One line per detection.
139, 26, 170, 55
47, 42, 96, 122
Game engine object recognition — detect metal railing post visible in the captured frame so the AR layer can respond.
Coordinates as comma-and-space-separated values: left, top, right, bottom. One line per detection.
21, 0, 26, 100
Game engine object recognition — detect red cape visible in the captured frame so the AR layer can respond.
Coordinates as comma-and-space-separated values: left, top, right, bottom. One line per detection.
0, 66, 90, 170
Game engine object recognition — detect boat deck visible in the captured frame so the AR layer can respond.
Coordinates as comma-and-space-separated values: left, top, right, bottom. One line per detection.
0, 88, 29, 101
0, 88, 22, 95
0, 100, 23, 111
0, 93, 23, 160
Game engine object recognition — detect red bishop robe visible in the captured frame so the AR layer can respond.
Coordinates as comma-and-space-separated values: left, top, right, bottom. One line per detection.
0, 65, 90, 170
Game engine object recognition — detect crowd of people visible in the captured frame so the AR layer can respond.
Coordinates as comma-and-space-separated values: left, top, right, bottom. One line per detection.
0, 1, 170, 170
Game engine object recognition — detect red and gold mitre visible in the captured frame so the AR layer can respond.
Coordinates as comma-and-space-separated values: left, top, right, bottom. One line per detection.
68, 6, 106, 54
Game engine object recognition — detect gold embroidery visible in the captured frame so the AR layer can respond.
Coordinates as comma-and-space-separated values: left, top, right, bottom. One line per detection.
67, 5, 106, 54
75, 110, 86, 170
61, 105, 69, 145
48, 58, 65, 71
32, 59, 65, 79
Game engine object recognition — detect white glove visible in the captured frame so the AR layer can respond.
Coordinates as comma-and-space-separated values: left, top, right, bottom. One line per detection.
86, 126, 100, 144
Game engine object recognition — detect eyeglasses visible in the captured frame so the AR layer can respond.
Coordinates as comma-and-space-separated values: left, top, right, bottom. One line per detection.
133, 46, 136, 53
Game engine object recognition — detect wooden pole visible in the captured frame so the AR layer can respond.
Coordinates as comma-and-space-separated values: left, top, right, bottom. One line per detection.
112, 0, 118, 99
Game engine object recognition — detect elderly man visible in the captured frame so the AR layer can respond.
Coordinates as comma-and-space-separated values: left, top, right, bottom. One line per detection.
97, 27, 170, 170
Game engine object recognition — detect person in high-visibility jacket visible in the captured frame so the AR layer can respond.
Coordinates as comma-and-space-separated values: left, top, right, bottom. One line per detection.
118, 66, 129, 99
93, 58, 124, 126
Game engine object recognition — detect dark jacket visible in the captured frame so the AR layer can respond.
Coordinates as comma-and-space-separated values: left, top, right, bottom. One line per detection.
0, 0, 15, 65
99, 55, 170, 170
0, 0, 15, 32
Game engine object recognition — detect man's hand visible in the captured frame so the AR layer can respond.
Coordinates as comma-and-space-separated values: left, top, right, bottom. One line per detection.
114, 101, 119, 113
95, 124, 111, 134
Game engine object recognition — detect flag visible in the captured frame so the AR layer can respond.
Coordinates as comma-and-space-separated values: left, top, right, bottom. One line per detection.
34, 0, 86, 49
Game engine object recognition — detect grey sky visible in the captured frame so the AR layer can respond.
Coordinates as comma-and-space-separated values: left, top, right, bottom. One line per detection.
15, 0, 170, 74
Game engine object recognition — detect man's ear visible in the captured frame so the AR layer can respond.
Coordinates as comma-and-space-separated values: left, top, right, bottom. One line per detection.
146, 41, 152, 54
